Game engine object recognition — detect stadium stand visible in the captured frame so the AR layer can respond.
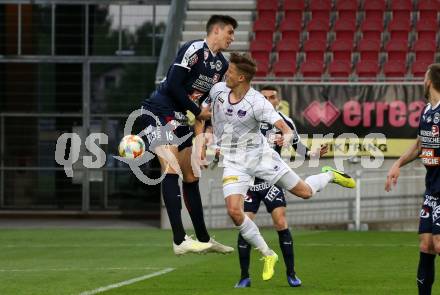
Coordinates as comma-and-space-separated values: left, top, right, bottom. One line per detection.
182, 0, 439, 80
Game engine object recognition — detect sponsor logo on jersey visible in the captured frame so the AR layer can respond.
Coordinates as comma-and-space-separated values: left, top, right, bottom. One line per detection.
421, 148, 440, 166
237, 110, 247, 117
215, 60, 223, 71
434, 113, 440, 124
188, 54, 198, 67
226, 108, 233, 116
218, 96, 224, 103
209, 62, 216, 69
432, 125, 439, 137
223, 175, 239, 185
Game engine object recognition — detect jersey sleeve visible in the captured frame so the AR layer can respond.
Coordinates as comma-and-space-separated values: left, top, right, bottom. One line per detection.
253, 96, 282, 124
173, 41, 202, 71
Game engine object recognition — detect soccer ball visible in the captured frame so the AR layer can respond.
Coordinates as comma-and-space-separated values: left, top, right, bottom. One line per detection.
118, 135, 145, 159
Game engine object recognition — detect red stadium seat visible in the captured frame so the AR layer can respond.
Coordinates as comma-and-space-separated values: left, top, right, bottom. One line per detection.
257, 0, 278, 11
358, 38, 381, 61
360, 18, 384, 40
250, 40, 272, 65
254, 58, 270, 77
356, 60, 380, 78
331, 39, 354, 61
303, 39, 327, 61
253, 18, 276, 41
273, 60, 297, 77
383, 60, 407, 77
416, 18, 438, 41
336, 0, 359, 21
414, 39, 437, 62
256, 0, 277, 21
328, 60, 352, 77
333, 18, 357, 40
279, 17, 302, 36
417, 0, 440, 21
277, 38, 300, 61
412, 60, 432, 77
385, 39, 408, 61
306, 18, 331, 41
387, 18, 411, 41
309, 0, 332, 21
363, 0, 386, 20
300, 60, 325, 78
390, 0, 413, 21
284, 0, 305, 20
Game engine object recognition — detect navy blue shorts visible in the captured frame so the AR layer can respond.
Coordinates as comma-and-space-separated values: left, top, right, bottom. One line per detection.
140, 108, 193, 152
244, 181, 286, 213
418, 192, 440, 235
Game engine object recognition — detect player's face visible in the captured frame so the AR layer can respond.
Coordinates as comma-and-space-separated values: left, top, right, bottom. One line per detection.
225, 63, 242, 88
216, 24, 235, 50
261, 90, 280, 108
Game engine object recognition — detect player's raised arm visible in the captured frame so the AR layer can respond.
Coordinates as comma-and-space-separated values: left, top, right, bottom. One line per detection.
385, 137, 421, 192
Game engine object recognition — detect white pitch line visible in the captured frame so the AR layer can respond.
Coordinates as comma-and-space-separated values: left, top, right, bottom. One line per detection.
0, 243, 168, 248
0, 267, 166, 272
78, 268, 175, 295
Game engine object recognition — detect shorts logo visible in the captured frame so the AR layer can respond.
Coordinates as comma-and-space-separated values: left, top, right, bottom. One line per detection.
237, 110, 247, 118
244, 195, 253, 202
223, 176, 239, 185
273, 165, 280, 171
432, 125, 439, 137
420, 208, 430, 219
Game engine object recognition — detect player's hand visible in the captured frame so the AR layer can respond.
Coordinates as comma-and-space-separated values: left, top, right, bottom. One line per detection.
275, 132, 294, 147
196, 108, 211, 121
385, 163, 400, 192
310, 144, 329, 158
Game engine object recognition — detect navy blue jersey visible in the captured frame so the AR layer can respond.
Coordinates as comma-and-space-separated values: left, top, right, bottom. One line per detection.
259, 112, 305, 155
419, 102, 440, 194
143, 39, 228, 117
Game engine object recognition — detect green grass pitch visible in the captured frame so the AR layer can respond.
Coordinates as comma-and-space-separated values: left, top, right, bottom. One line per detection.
0, 228, 434, 294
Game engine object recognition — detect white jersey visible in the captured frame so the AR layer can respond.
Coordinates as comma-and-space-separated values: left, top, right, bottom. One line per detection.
204, 82, 282, 169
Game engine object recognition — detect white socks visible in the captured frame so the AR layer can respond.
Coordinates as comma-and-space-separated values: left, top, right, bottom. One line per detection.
305, 171, 333, 195
238, 214, 272, 256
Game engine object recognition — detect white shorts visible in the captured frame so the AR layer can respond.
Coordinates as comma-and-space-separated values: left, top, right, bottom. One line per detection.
222, 150, 300, 198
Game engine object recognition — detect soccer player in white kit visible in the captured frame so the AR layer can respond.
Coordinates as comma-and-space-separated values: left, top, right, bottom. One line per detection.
200, 52, 356, 281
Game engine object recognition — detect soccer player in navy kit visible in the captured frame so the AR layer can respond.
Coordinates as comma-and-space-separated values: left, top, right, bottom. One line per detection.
141, 15, 237, 255
386, 64, 440, 295
235, 86, 328, 288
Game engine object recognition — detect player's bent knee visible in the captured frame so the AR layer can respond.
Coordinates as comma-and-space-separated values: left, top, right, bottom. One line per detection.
419, 240, 433, 253
227, 207, 243, 225
273, 219, 287, 231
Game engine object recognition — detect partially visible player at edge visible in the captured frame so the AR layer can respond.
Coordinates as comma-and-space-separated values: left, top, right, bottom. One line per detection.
140, 15, 237, 255
200, 52, 355, 282
234, 85, 328, 288
385, 64, 440, 295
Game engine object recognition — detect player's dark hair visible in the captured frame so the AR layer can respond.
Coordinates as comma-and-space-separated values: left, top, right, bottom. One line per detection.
229, 52, 257, 82
206, 15, 238, 34
428, 64, 440, 92
261, 85, 279, 92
